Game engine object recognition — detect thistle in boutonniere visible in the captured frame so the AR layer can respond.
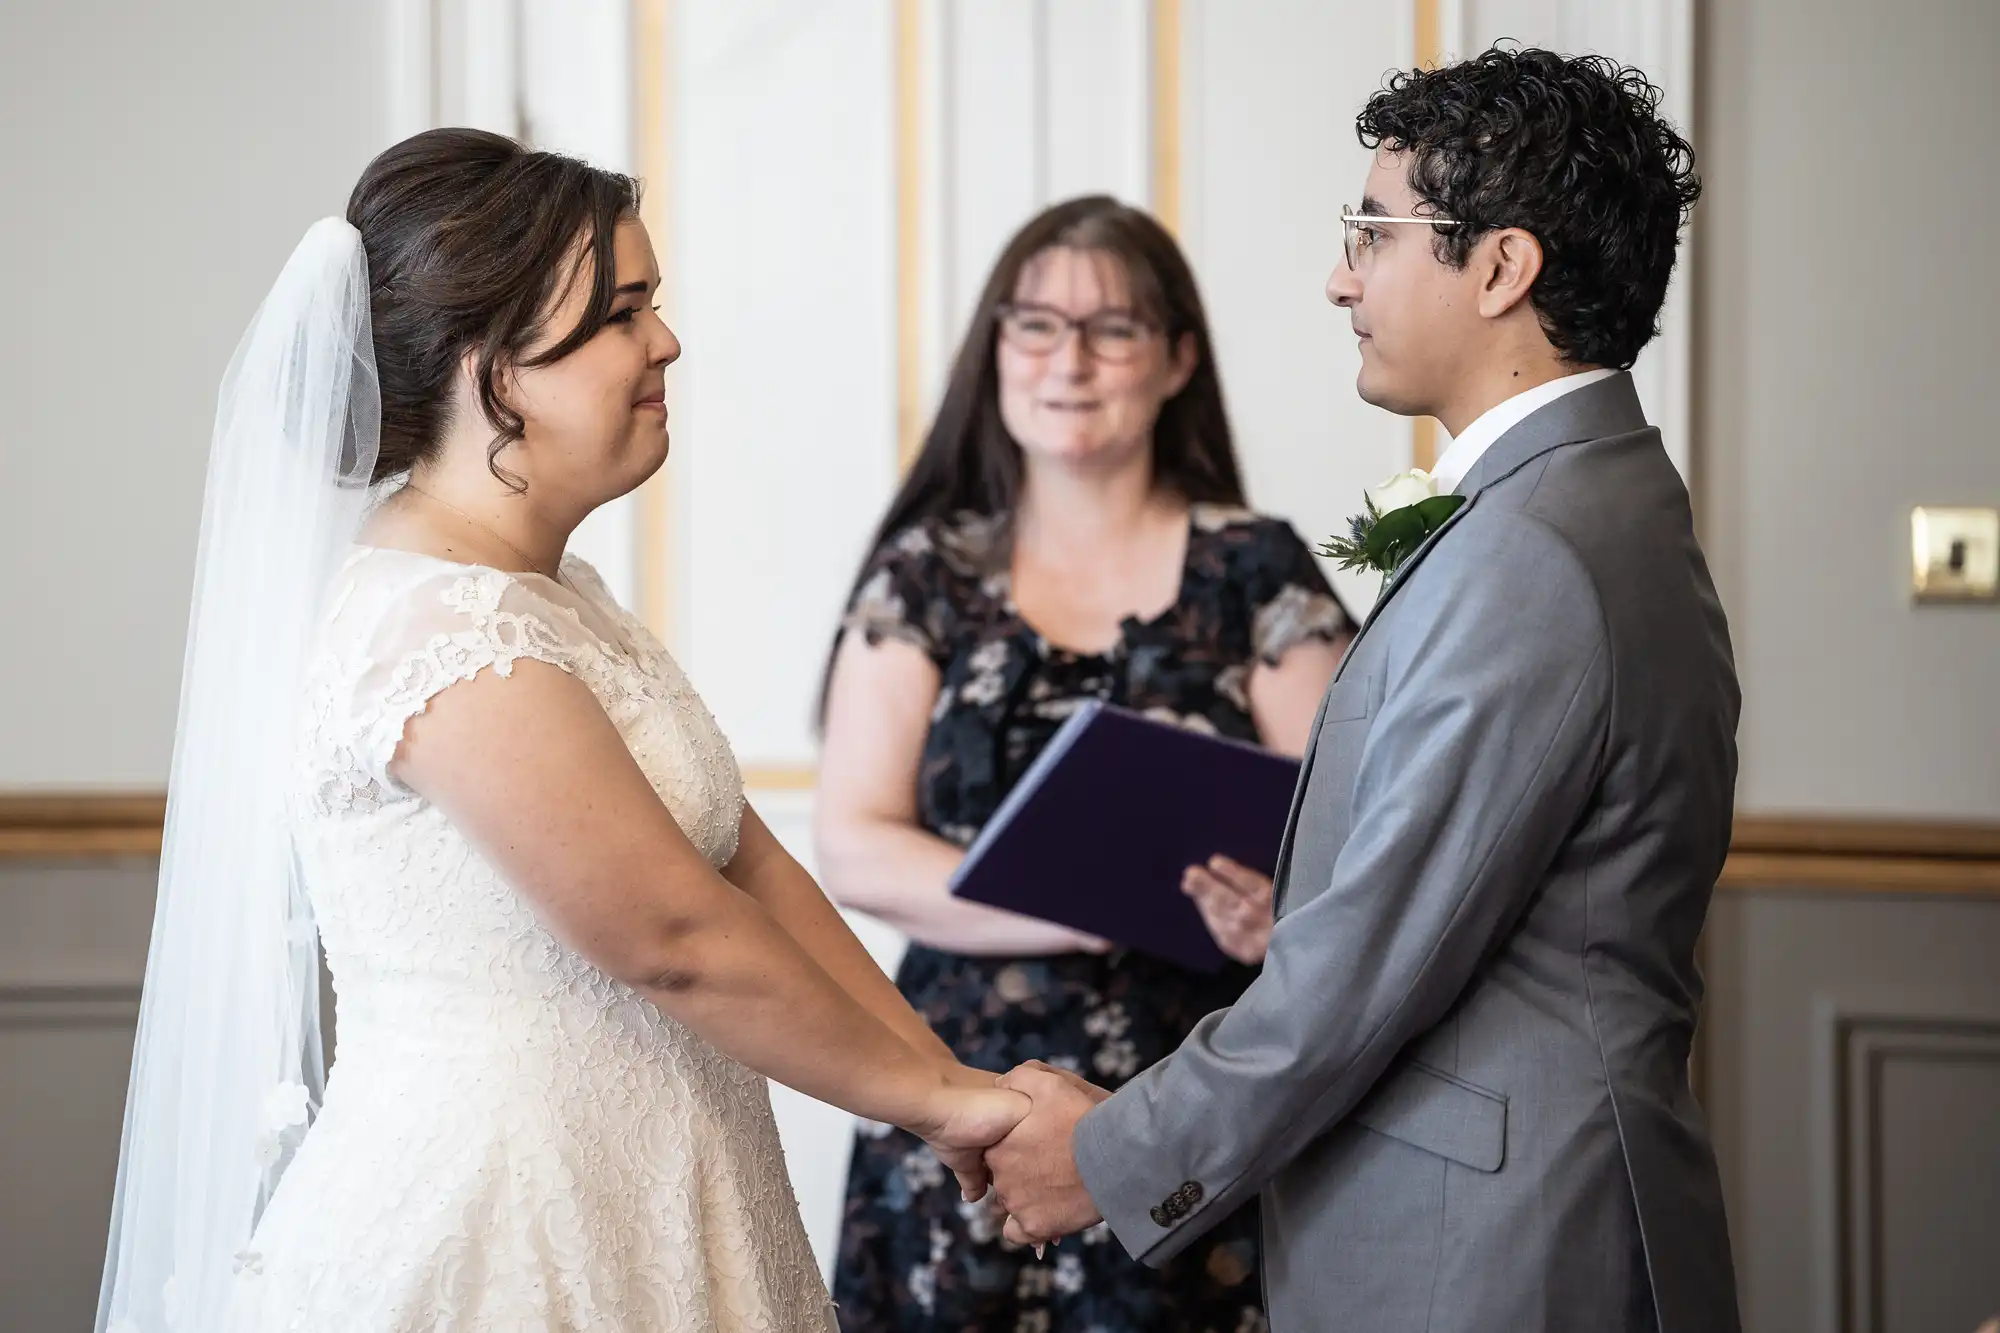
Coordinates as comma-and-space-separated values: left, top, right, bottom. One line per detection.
1317, 469, 1466, 576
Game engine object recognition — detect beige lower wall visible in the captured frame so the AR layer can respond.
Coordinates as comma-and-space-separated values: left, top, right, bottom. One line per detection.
10, 847, 1998, 1333
1703, 888, 2000, 1333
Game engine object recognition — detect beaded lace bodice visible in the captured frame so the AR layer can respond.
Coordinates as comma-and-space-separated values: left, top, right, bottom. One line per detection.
219, 546, 833, 1333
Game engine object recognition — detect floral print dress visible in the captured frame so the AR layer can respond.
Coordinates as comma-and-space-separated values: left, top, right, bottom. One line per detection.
830, 505, 1353, 1333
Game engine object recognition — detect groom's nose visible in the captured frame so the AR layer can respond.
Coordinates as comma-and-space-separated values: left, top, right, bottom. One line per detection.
1327, 261, 1361, 306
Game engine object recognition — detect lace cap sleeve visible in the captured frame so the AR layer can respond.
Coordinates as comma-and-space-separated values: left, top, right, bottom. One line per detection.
328, 558, 585, 794
841, 522, 952, 666
1246, 519, 1356, 666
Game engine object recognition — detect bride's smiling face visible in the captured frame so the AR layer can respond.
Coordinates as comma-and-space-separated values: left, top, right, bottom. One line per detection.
496, 217, 680, 505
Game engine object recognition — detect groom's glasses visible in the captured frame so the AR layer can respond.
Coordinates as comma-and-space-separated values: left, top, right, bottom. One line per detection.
1341, 204, 1463, 271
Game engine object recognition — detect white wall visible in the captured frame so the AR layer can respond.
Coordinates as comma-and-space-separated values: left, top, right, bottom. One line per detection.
0, 0, 390, 787
1698, 0, 2000, 817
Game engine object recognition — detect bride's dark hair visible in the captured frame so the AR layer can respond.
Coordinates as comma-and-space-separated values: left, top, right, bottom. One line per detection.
346, 127, 640, 486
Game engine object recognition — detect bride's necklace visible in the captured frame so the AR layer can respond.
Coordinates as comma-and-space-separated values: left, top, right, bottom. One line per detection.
403, 484, 559, 581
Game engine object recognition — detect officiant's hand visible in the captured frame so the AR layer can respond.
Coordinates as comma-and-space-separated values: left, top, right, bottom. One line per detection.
1181, 855, 1274, 963
988, 1061, 1109, 1247
911, 1066, 1032, 1203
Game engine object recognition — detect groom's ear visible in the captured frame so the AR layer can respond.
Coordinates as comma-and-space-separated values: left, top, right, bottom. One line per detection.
1475, 228, 1545, 321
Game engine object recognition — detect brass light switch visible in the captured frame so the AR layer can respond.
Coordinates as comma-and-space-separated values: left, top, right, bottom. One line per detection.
1911, 506, 1999, 602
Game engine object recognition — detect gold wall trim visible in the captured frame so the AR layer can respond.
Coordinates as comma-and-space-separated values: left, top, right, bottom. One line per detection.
1411, 417, 1439, 472
1414, 0, 1443, 71
0, 794, 166, 857
1719, 814, 2000, 896
1730, 815, 2000, 862
1150, 0, 1182, 234
1718, 853, 2000, 897
633, 0, 675, 640
894, 0, 925, 473
15, 796, 1998, 894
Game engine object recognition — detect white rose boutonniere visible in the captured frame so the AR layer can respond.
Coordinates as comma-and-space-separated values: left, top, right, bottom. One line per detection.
1317, 468, 1466, 576
1367, 469, 1439, 514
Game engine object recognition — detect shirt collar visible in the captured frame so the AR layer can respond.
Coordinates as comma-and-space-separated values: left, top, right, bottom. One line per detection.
1432, 367, 1621, 494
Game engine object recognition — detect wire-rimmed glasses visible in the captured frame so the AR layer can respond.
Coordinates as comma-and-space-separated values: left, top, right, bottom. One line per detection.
1340, 204, 1463, 270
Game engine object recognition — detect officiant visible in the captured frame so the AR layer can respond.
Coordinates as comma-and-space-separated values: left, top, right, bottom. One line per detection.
814, 196, 1353, 1332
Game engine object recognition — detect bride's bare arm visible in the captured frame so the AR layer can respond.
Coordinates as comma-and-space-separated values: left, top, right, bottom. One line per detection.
722, 809, 957, 1066
393, 657, 1012, 1143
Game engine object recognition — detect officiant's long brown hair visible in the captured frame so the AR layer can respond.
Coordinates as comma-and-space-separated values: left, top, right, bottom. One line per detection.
816, 195, 1246, 720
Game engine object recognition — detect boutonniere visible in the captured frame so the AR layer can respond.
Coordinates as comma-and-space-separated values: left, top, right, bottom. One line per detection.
1317, 469, 1466, 576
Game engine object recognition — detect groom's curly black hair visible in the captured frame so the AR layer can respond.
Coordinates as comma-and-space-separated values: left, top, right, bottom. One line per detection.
1357, 45, 1700, 370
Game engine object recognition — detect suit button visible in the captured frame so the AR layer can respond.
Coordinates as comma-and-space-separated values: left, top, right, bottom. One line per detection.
1150, 1204, 1171, 1227
1175, 1180, 1204, 1207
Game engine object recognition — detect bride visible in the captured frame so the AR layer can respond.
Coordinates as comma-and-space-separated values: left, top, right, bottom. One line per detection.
97, 128, 1025, 1332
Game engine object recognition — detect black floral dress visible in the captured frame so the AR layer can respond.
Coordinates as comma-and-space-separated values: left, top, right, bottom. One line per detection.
830, 504, 1353, 1333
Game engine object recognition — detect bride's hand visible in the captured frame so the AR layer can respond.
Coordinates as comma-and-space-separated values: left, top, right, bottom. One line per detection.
907, 1067, 1031, 1203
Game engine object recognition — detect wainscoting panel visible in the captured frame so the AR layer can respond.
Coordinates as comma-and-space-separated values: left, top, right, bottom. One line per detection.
0, 859, 155, 1333
1703, 889, 2000, 1333
1835, 1012, 2000, 1333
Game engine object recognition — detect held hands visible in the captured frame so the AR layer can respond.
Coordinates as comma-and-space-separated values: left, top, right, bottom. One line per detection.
909, 1060, 1111, 1251
1181, 855, 1275, 964
987, 1061, 1110, 1248
909, 1064, 1035, 1204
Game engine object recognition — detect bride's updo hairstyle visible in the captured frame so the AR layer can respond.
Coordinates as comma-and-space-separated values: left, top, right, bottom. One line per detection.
346, 127, 641, 485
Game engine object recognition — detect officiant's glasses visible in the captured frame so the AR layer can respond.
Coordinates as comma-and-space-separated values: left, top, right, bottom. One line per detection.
1341, 205, 1463, 271
996, 302, 1159, 364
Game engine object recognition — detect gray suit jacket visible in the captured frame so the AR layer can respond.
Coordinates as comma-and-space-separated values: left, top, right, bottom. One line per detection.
1074, 373, 1741, 1333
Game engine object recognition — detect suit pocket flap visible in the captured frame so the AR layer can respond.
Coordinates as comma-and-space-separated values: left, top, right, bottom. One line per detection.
1351, 1059, 1507, 1172
1320, 673, 1374, 724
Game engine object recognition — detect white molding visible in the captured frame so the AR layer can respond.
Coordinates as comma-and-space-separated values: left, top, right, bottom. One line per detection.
1437, 0, 1469, 61
929, 0, 1157, 369
386, 0, 437, 140
459, 0, 523, 135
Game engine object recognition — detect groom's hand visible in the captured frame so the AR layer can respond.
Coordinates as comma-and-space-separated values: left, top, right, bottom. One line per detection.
988, 1061, 1109, 1246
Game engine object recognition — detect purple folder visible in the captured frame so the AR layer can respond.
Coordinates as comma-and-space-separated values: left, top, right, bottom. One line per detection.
947, 701, 1301, 973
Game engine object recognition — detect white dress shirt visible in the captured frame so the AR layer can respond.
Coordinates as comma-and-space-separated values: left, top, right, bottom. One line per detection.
1431, 367, 1620, 494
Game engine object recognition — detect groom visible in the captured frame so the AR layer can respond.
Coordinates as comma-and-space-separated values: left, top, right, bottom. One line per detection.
978, 47, 1742, 1333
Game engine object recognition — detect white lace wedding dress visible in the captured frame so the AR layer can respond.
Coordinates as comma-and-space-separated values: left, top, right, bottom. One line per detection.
223, 546, 837, 1332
